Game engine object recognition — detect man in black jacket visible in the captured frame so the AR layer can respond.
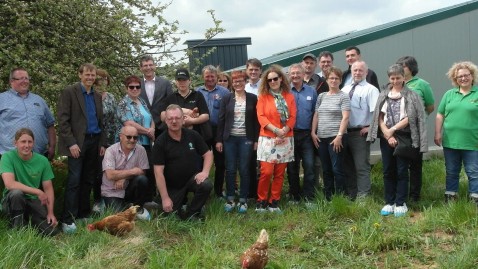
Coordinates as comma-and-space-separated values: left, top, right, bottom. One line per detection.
340, 46, 380, 90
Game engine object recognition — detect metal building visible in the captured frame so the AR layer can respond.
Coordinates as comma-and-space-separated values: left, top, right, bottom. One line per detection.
184, 37, 251, 75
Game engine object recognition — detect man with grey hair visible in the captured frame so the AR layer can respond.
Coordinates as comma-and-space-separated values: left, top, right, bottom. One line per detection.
341, 60, 379, 199
287, 63, 317, 204
196, 65, 230, 198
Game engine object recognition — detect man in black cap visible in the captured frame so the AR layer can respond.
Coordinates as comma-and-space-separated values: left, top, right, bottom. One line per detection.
302, 53, 326, 94
159, 68, 210, 142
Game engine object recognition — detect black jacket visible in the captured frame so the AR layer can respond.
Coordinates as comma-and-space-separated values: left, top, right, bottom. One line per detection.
340, 66, 380, 90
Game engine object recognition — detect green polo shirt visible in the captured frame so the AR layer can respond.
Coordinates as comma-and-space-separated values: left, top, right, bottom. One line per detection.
0, 150, 54, 199
437, 86, 478, 150
406, 76, 435, 107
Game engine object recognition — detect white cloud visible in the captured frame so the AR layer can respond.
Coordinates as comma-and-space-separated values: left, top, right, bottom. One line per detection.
157, 0, 470, 61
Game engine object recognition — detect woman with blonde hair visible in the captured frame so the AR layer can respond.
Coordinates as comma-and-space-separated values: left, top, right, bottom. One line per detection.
255, 65, 296, 213
435, 61, 478, 204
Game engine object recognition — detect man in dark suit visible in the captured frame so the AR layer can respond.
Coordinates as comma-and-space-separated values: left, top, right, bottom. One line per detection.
57, 63, 106, 233
340, 46, 380, 90
139, 55, 173, 137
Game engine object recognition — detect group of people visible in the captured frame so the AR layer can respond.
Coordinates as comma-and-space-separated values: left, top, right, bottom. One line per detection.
1, 46, 477, 235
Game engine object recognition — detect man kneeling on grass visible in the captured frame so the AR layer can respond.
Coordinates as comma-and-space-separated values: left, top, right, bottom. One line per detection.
1, 128, 59, 236
101, 126, 151, 221
153, 104, 213, 221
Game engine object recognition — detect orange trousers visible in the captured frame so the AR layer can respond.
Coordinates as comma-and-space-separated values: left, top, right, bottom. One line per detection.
257, 162, 287, 203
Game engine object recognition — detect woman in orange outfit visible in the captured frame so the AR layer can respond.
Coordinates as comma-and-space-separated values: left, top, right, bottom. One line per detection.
255, 65, 297, 213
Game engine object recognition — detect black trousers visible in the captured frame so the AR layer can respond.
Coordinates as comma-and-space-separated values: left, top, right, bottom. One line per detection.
167, 175, 213, 216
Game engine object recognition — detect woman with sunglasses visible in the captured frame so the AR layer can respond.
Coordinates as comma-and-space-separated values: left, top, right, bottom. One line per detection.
217, 72, 233, 92
117, 75, 155, 204
255, 65, 296, 213
311, 66, 350, 201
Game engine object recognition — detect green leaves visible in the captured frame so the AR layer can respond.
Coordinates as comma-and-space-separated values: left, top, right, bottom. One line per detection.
0, 0, 224, 110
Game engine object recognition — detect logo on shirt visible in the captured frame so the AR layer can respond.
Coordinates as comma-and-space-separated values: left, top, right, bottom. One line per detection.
189, 142, 195, 150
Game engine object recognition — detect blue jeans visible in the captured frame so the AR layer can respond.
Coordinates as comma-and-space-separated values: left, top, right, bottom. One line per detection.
443, 147, 478, 195
318, 136, 346, 200
287, 130, 316, 200
62, 136, 99, 224
224, 136, 253, 201
380, 137, 409, 206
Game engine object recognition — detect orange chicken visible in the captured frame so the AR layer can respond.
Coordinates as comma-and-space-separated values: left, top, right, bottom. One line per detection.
87, 205, 139, 236
240, 229, 269, 269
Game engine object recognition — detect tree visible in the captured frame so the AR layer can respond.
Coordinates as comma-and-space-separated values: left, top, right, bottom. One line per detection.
0, 0, 224, 109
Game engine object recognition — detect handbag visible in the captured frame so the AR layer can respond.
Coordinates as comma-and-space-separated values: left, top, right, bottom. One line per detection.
386, 99, 420, 160
393, 131, 420, 160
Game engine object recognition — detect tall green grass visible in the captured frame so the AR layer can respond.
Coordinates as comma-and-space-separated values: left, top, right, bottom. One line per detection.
1, 157, 478, 268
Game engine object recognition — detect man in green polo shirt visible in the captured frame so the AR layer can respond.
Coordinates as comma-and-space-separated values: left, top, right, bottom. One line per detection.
1, 128, 59, 235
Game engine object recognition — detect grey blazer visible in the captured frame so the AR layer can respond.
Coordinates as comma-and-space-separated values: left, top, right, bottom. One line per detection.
140, 76, 173, 126
57, 82, 105, 156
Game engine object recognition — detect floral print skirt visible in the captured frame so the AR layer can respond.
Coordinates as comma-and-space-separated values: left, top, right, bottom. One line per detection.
257, 136, 294, 163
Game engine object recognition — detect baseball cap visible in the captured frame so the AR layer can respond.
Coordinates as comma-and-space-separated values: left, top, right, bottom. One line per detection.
302, 53, 317, 61
175, 68, 190, 80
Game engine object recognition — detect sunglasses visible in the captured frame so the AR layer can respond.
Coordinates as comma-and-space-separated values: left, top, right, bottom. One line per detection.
218, 80, 228, 83
128, 85, 141, 90
122, 134, 139, 141
267, 77, 280, 83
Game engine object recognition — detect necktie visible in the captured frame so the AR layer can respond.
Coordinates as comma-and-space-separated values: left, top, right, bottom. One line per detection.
349, 82, 358, 99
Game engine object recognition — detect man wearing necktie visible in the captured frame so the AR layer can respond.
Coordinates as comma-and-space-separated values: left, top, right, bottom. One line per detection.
341, 61, 380, 200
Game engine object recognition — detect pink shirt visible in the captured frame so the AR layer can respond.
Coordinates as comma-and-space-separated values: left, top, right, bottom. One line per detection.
101, 142, 149, 198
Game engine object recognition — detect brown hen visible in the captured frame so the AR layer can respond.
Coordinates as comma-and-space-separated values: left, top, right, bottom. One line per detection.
240, 229, 269, 269
87, 205, 139, 236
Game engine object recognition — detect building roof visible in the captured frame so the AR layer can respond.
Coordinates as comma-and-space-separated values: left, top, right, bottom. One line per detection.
236, 0, 478, 70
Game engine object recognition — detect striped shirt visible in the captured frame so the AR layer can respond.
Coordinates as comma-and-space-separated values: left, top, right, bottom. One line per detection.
316, 91, 351, 138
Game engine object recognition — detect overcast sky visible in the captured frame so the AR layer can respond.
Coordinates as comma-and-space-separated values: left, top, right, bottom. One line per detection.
158, 0, 470, 61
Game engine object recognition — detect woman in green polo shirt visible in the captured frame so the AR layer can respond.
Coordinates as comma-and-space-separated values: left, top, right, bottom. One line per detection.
435, 61, 478, 203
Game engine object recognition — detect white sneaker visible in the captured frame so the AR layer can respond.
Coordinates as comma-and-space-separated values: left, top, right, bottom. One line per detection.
224, 201, 236, 212
136, 208, 151, 221
380, 204, 395, 216
62, 222, 77, 234
394, 204, 408, 217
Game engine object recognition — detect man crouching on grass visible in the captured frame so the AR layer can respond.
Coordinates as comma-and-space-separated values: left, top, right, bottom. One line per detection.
1, 128, 59, 236
153, 104, 213, 221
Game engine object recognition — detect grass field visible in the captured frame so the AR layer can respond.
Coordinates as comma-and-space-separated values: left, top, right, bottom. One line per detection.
1, 157, 478, 268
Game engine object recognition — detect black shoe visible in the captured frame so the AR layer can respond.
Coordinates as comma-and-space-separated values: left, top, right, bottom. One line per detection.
445, 194, 458, 203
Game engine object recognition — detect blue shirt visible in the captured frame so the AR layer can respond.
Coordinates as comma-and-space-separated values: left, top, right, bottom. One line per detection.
0, 89, 55, 154
81, 85, 101, 135
117, 95, 152, 145
196, 85, 230, 126
291, 83, 317, 130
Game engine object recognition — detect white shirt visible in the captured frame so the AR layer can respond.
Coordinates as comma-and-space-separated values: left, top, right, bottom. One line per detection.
341, 80, 379, 128
144, 76, 156, 105
245, 79, 261, 95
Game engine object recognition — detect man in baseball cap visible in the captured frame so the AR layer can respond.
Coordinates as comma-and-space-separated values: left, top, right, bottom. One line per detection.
175, 68, 190, 80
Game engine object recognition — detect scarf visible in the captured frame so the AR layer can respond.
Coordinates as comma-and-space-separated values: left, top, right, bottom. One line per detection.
270, 90, 289, 125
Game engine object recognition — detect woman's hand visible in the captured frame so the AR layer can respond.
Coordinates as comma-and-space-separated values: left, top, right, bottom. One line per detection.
331, 135, 343, 153
215, 142, 223, 153
388, 136, 397, 148
382, 127, 395, 140
434, 133, 442, 147
146, 127, 155, 139
311, 132, 320, 148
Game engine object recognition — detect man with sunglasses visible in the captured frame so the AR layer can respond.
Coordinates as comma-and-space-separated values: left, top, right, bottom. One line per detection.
100, 126, 151, 220
341, 61, 379, 200
0, 68, 56, 160
57, 63, 106, 233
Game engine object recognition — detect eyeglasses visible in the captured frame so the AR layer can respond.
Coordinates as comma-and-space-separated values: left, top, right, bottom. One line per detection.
267, 77, 280, 83
456, 73, 471, 80
121, 134, 139, 141
218, 80, 229, 83
12, 77, 30, 81
128, 85, 141, 90
327, 77, 340, 81
233, 80, 245, 84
